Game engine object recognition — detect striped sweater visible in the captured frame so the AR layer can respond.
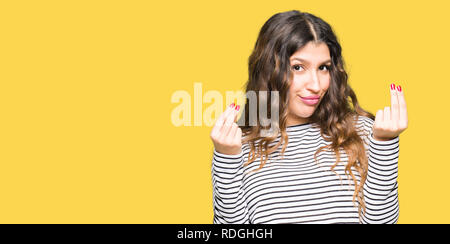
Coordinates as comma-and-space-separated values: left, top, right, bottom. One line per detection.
211, 115, 399, 224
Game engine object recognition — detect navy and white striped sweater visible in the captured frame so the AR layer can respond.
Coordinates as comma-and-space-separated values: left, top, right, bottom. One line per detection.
212, 115, 399, 224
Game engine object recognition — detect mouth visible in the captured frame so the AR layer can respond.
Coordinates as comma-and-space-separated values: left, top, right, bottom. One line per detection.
298, 95, 320, 106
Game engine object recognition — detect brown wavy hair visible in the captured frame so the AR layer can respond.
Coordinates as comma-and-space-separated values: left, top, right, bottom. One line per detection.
238, 10, 375, 219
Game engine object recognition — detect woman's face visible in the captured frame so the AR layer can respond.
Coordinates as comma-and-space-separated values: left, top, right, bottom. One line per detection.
286, 41, 331, 126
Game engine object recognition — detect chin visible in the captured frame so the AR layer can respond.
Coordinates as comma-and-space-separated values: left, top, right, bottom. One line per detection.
292, 111, 314, 120
298, 107, 316, 117
289, 102, 318, 120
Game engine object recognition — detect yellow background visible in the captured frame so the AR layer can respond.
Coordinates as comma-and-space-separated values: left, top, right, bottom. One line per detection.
0, 0, 448, 224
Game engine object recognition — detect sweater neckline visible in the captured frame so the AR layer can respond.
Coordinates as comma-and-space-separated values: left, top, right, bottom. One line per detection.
285, 122, 314, 132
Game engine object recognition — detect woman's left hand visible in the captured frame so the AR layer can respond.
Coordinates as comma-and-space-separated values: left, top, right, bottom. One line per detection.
372, 83, 409, 141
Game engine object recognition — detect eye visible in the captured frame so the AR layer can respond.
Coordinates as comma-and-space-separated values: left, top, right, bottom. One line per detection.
292, 64, 303, 71
320, 65, 331, 71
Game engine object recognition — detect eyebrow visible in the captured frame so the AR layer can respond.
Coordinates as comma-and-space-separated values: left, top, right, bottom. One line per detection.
290, 57, 331, 65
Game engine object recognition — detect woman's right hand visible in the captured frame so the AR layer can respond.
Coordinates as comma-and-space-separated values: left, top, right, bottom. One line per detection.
210, 103, 242, 155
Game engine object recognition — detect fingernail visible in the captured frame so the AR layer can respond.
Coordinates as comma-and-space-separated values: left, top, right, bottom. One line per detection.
235, 105, 240, 111
230, 103, 235, 108
390, 83, 396, 90
397, 85, 402, 92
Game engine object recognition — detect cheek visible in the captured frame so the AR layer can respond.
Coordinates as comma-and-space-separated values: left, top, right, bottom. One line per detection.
287, 87, 299, 109
321, 78, 331, 91
288, 86, 297, 99
288, 76, 305, 96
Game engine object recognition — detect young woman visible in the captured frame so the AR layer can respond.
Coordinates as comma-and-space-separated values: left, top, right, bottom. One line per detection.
210, 10, 408, 224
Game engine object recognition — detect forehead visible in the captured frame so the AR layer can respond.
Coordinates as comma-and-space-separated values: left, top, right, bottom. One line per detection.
290, 42, 330, 63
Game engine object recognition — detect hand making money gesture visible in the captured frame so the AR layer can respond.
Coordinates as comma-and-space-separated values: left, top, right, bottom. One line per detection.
372, 83, 408, 141
210, 103, 242, 155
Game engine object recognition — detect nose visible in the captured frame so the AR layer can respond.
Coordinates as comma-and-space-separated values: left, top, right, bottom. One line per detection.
306, 71, 321, 93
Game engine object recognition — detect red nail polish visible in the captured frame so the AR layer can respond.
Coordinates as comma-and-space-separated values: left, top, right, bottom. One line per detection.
390, 83, 396, 90
235, 105, 240, 111
397, 85, 402, 92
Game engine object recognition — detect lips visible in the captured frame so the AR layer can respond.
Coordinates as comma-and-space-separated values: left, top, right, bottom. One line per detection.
300, 95, 320, 100
298, 95, 320, 105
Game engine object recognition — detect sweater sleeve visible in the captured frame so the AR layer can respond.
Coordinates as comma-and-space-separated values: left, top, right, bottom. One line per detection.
360, 117, 400, 224
211, 148, 250, 224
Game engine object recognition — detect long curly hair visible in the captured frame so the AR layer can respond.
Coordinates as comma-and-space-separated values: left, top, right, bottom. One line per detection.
238, 10, 375, 218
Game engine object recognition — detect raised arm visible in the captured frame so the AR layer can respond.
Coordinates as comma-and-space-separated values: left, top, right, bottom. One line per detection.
361, 83, 408, 224
210, 103, 249, 223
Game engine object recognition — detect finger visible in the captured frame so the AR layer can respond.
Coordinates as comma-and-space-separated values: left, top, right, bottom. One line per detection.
212, 104, 234, 135
224, 107, 238, 126
375, 109, 383, 126
374, 109, 383, 136
396, 85, 408, 124
234, 127, 242, 143
220, 107, 238, 135
390, 83, 400, 121
384, 106, 390, 123
226, 123, 238, 140
215, 104, 234, 127
234, 105, 241, 123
